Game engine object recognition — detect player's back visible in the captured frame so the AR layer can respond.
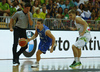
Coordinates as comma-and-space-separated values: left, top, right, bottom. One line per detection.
37, 24, 52, 43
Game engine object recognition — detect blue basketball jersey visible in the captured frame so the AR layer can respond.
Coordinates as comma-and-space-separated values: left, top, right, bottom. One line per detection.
37, 24, 52, 43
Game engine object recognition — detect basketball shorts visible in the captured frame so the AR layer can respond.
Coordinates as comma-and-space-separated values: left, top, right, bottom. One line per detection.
38, 41, 52, 54
74, 33, 91, 49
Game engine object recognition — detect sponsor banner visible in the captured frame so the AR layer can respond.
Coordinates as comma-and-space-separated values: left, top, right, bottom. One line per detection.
0, 30, 100, 59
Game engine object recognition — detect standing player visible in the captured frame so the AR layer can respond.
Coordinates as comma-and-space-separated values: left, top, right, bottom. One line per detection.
9, 3, 33, 65
68, 10, 91, 68
27, 19, 56, 67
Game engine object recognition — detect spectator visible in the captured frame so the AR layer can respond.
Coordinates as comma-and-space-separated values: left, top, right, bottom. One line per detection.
46, 0, 55, 17
40, 0, 48, 5
33, 8, 41, 18
57, 7, 63, 18
73, 0, 78, 7
88, 2, 93, 12
45, 13, 52, 28
62, 8, 69, 19
61, 0, 74, 11
40, 3, 47, 13
9, 2, 17, 16
32, 0, 39, 14
40, 6, 47, 19
0, 0, 10, 16
8, 0, 23, 6
46, 13, 50, 18
77, 3, 84, 14
59, 0, 64, 7
52, 14, 65, 29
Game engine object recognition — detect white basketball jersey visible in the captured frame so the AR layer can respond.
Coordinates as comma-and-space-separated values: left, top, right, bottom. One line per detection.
74, 16, 90, 34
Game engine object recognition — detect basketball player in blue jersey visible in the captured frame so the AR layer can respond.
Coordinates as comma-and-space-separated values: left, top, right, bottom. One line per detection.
27, 19, 56, 67
68, 10, 91, 68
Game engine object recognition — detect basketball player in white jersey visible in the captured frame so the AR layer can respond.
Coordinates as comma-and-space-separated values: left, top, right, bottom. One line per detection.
68, 10, 91, 68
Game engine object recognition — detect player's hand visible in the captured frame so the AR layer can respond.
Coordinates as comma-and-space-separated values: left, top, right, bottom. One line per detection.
80, 32, 84, 36
69, 27, 75, 31
10, 28, 13, 32
50, 48, 53, 53
27, 12, 30, 18
26, 38, 31, 42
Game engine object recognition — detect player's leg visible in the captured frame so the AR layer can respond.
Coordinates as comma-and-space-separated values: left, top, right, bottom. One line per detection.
36, 49, 43, 63
70, 39, 85, 68
70, 45, 79, 67
12, 27, 20, 64
78, 48, 81, 62
17, 29, 27, 64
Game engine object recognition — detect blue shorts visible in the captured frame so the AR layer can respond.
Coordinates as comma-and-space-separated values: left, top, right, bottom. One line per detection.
38, 41, 52, 54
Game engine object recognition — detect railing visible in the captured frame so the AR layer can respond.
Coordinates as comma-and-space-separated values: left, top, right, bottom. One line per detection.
0, 16, 100, 31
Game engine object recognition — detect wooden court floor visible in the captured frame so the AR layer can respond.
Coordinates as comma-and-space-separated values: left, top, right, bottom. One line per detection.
0, 58, 100, 72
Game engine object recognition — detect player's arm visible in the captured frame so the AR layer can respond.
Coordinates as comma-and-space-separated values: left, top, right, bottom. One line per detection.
27, 30, 38, 42
76, 17, 88, 36
46, 30, 55, 53
28, 12, 33, 26
9, 18, 14, 31
10, 12, 18, 32
69, 27, 77, 31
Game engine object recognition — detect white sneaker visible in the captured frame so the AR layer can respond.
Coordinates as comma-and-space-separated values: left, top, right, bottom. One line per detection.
31, 62, 39, 68
13, 63, 18, 66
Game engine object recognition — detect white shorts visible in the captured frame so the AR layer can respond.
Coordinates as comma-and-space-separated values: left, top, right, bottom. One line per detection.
74, 33, 91, 49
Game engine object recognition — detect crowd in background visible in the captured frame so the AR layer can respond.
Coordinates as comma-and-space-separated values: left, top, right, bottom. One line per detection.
0, 0, 100, 30
0, 0, 100, 20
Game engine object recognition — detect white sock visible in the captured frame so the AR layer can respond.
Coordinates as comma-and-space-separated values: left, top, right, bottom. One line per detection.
37, 61, 39, 63
78, 57, 80, 62
74, 57, 79, 62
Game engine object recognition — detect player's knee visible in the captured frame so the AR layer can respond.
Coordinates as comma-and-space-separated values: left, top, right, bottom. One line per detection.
72, 45, 76, 49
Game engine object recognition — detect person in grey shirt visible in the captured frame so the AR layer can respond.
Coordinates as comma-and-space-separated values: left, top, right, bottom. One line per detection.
9, 3, 33, 65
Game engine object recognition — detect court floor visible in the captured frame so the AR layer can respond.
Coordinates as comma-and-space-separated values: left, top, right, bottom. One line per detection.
0, 58, 100, 72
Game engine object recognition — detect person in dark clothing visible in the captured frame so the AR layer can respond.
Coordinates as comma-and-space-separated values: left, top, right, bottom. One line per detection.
9, 3, 33, 65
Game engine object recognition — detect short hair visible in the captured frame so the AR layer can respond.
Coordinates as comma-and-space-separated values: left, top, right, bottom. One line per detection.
24, 3, 31, 7
37, 19, 44, 24
68, 9, 76, 14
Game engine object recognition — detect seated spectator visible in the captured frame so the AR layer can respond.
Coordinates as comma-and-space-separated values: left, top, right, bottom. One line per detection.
52, 14, 65, 29
59, 0, 64, 7
9, 2, 17, 16
40, 3, 47, 13
57, 7, 63, 18
40, 0, 48, 5
32, 0, 39, 14
77, 3, 84, 14
40, 6, 47, 20
80, 10, 91, 20
45, 13, 52, 29
46, 0, 55, 17
61, 0, 74, 11
73, 0, 78, 8
0, 0, 10, 16
62, 8, 69, 19
33, 8, 41, 18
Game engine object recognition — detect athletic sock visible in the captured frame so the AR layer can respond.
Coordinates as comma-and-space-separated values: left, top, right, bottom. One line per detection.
78, 57, 80, 62
74, 57, 79, 63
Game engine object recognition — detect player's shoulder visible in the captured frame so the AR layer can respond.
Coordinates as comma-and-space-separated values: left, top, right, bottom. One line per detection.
43, 24, 49, 29
15, 11, 22, 14
76, 16, 82, 21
